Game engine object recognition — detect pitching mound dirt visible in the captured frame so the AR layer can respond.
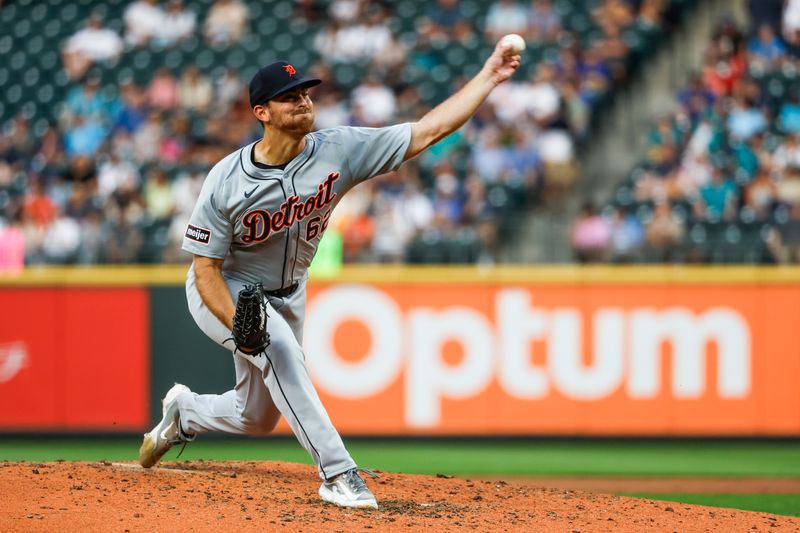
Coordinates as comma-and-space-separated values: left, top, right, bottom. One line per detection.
3, 460, 798, 532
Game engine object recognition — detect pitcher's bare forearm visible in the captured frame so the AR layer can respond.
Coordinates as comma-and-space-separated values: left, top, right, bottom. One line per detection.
193, 255, 235, 330
404, 40, 521, 161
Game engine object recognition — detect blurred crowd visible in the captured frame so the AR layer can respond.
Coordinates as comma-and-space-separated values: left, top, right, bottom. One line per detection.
0, 0, 683, 270
572, 0, 800, 264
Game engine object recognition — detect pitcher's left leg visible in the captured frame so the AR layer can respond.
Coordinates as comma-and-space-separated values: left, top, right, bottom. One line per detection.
260, 308, 356, 480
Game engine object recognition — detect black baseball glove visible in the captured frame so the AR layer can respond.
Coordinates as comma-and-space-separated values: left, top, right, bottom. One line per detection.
230, 283, 270, 356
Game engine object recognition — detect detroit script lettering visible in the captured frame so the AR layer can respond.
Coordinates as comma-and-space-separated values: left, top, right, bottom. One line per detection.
240, 172, 339, 244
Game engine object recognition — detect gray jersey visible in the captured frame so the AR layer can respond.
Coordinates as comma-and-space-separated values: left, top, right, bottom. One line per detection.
182, 123, 412, 287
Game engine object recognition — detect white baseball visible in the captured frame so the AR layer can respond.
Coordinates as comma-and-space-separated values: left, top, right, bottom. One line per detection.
499, 33, 526, 55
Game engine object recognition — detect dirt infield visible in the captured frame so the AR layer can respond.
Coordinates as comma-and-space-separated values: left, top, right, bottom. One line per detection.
3, 460, 799, 532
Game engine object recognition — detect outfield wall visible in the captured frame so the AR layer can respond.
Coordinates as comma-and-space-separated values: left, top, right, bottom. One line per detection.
1, 266, 799, 436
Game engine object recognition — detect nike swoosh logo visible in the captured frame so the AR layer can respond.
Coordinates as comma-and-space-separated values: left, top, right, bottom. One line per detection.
244, 186, 258, 198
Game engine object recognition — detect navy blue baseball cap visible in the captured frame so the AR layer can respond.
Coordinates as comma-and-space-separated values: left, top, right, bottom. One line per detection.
249, 61, 321, 107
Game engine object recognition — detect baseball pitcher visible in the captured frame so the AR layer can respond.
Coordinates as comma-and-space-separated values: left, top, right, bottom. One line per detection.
139, 39, 521, 509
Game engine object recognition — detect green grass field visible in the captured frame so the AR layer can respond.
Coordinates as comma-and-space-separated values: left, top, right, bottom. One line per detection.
2, 438, 798, 517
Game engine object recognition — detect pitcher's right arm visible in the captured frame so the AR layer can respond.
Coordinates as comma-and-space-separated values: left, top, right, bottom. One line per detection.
193, 255, 236, 330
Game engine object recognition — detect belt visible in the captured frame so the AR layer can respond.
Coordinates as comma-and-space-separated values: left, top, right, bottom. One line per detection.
263, 282, 299, 298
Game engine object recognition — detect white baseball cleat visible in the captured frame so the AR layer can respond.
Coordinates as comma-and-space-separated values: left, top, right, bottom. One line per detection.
138, 383, 192, 468
319, 468, 379, 509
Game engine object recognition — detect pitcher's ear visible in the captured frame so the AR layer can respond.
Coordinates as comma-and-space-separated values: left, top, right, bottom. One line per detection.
253, 104, 270, 124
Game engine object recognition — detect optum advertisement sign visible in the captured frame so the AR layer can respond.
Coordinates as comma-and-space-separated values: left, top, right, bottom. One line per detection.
1, 267, 798, 435
302, 281, 799, 435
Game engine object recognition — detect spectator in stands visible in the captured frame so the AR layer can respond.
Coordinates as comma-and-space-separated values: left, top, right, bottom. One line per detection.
156, 0, 197, 47
698, 166, 738, 221
165, 114, 191, 163
314, 88, 350, 130
744, 167, 779, 219
593, 22, 631, 82
539, 127, 577, 189
294, 0, 326, 23
215, 67, 244, 112
592, 0, 633, 29
645, 114, 683, 172
351, 75, 397, 127
97, 151, 140, 201
163, 164, 204, 262
773, 133, 800, 204
335, 185, 376, 263
526, 0, 561, 42
484, 0, 529, 42
41, 212, 82, 264
608, 206, 644, 263
677, 72, 716, 124
45, 175, 71, 212
371, 172, 435, 263
63, 76, 109, 127
713, 15, 746, 57
526, 63, 563, 128
637, 0, 666, 30
64, 116, 108, 158
204, 0, 249, 46
62, 154, 97, 186
768, 202, 800, 263
0, 209, 25, 272
143, 167, 175, 223
115, 82, 148, 134
561, 78, 590, 140
644, 200, 684, 262
425, 0, 474, 43
578, 48, 612, 103
328, 0, 365, 23
23, 178, 57, 230
571, 202, 611, 263
178, 65, 213, 113
784, 0, 800, 46
313, 20, 348, 63
747, 0, 784, 35
778, 93, 800, 134
77, 208, 105, 264
470, 126, 507, 182
133, 111, 165, 163
124, 0, 164, 47
63, 182, 97, 221
431, 162, 464, 227
359, 6, 397, 63
61, 15, 124, 80
505, 128, 542, 185
146, 68, 180, 111
773, 132, 800, 174
727, 89, 768, 141
5, 117, 36, 163
101, 208, 144, 263
702, 40, 745, 97
747, 23, 787, 69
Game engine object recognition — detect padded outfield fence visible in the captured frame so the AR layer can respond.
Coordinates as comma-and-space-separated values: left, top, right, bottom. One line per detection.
0, 265, 799, 436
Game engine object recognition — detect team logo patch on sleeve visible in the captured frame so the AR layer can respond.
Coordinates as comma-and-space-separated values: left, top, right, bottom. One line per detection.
185, 224, 211, 244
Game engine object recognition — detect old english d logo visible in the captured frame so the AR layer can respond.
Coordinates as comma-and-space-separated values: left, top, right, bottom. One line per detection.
283, 64, 297, 76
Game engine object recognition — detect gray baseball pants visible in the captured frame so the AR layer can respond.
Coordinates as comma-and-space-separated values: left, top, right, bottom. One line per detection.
174, 267, 356, 480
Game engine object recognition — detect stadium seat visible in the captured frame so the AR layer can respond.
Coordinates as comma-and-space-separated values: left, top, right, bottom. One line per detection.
36, 84, 55, 106
58, 4, 79, 24
13, 19, 33, 39
0, 5, 17, 25
22, 66, 41, 88
42, 19, 64, 39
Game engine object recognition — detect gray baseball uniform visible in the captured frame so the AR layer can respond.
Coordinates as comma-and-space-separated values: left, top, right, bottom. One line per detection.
177, 123, 411, 480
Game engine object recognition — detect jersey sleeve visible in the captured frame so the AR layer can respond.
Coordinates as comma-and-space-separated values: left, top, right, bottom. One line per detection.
181, 169, 232, 259
340, 123, 412, 183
